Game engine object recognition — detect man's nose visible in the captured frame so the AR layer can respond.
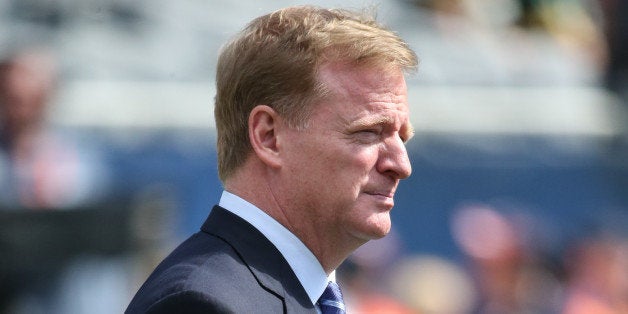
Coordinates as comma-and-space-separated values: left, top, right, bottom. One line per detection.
377, 136, 412, 180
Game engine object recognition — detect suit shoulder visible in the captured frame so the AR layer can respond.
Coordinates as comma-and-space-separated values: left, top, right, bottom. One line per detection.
127, 232, 282, 313
133, 231, 250, 292
142, 290, 232, 314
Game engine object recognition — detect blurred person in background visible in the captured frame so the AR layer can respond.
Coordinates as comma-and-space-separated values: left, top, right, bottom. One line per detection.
0, 47, 108, 209
561, 235, 628, 314
338, 231, 417, 314
0, 47, 117, 314
126, 5, 417, 314
451, 203, 563, 314
598, 0, 628, 103
387, 254, 477, 314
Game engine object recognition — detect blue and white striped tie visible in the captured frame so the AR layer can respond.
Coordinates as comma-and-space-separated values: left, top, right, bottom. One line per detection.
318, 281, 346, 314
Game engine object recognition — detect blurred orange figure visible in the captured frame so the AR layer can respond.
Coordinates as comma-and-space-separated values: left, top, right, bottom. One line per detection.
353, 294, 416, 314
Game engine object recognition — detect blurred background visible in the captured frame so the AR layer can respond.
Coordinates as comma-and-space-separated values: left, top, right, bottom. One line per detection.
1, 0, 627, 313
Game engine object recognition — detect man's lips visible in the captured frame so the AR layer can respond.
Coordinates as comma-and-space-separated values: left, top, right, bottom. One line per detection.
364, 190, 396, 210
365, 191, 395, 198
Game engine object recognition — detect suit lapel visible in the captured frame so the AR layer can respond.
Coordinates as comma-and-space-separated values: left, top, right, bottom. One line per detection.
201, 206, 317, 313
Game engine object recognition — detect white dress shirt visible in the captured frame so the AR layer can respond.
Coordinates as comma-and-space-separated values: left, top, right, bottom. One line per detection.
219, 190, 335, 309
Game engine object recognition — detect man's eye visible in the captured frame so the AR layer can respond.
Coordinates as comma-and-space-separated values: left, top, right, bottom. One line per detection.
358, 129, 382, 137
353, 129, 381, 142
361, 129, 379, 134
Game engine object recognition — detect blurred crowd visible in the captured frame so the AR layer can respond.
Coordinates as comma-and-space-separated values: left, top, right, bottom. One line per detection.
339, 202, 628, 314
1, 0, 627, 313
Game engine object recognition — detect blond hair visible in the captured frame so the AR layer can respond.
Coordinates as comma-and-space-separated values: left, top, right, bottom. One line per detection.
214, 5, 418, 181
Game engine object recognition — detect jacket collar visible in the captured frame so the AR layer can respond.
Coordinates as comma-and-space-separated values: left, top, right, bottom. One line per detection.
201, 205, 317, 313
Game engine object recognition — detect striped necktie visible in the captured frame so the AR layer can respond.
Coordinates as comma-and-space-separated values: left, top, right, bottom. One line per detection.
318, 281, 346, 314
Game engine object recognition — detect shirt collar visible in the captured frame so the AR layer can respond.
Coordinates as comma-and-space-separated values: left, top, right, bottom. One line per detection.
219, 190, 333, 305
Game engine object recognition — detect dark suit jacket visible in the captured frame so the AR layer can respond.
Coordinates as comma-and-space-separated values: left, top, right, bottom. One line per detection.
125, 206, 317, 314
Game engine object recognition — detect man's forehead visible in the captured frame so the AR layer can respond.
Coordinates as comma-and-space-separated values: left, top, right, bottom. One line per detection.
316, 65, 409, 110
348, 109, 410, 125
318, 62, 407, 91
313, 60, 412, 129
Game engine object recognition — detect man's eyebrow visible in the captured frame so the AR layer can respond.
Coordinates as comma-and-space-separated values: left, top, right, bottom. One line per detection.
349, 115, 394, 128
349, 115, 415, 141
402, 123, 415, 142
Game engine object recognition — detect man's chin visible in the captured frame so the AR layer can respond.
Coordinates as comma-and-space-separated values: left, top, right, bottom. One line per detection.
357, 215, 392, 240
370, 227, 391, 239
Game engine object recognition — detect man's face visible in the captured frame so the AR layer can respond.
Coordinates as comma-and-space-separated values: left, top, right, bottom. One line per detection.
279, 62, 413, 244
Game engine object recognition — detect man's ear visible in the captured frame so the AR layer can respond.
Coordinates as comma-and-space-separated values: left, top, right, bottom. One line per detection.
249, 105, 282, 168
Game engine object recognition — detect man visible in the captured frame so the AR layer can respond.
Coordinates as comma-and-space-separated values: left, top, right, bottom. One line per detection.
126, 5, 417, 313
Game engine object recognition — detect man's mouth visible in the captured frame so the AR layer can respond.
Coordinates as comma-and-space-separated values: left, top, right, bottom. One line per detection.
364, 189, 396, 210
365, 191, 395, 198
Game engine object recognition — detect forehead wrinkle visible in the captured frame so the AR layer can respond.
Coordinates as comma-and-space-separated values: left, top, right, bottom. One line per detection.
364, 90, 405, 105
